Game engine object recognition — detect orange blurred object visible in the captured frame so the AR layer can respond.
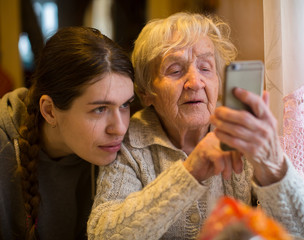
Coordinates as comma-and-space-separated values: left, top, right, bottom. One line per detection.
198, 197, 291, 240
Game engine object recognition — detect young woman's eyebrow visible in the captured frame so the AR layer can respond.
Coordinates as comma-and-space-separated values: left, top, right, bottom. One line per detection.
87, 100, 112, 105
126, 95, 135, 103
87, 95, 135, 105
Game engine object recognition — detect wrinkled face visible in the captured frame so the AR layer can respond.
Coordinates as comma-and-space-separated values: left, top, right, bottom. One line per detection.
145, 35, 219, 131
54, 73, 134, 166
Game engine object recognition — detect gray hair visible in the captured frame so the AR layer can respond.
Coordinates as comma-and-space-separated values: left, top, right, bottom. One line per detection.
131, 12, 237, 102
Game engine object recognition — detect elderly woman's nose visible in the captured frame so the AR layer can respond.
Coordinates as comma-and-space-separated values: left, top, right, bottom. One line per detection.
184, 66, 205, 90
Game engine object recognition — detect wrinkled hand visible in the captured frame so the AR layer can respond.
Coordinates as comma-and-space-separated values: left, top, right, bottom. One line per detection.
210, 88, 286, 186
183, 132, 243, 182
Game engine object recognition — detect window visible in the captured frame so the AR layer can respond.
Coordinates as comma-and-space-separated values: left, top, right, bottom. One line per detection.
19, 1, 58, 71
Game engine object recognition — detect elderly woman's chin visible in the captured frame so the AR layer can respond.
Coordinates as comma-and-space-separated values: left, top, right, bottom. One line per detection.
178, 112, 211, 129
178, 105, 212, 127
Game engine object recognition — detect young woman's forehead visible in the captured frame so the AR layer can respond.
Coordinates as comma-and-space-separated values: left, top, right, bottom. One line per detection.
81, 74, 133, 103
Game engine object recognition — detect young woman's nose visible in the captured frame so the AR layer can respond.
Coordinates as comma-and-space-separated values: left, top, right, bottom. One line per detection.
184, 65, 205, 90
106, 111, 129, 136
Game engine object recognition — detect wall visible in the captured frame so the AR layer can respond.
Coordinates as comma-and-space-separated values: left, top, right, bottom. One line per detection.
0, 0, 23, 88
0, 0, 264, 90
147, 0, 264, 62
217, 0, 264, 61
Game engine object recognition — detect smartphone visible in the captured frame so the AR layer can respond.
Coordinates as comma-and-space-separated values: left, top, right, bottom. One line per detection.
220, 60, 264, 151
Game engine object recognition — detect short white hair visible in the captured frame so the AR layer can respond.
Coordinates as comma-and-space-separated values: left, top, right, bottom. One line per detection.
132, 12, 237, 102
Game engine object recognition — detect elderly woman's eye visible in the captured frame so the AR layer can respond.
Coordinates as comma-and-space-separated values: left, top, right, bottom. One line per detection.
166, 64, 183, 76
171, 70, 181, 75
198, 62, 212, 72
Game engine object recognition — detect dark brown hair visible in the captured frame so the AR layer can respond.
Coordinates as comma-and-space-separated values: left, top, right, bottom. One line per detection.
17, 26, 134, 239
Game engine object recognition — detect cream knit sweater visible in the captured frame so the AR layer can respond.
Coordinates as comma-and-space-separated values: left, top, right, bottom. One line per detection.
88, 107, 304, 240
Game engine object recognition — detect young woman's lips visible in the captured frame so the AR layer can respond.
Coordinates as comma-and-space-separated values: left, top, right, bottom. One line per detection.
98, 143, 122, 153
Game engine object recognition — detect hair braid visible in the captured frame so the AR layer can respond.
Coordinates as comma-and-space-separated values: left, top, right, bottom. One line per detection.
17, 88, 42, 240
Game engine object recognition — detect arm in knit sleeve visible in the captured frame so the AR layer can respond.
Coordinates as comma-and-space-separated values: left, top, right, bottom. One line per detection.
87, 144, 207, 240
253, 155, 304, 237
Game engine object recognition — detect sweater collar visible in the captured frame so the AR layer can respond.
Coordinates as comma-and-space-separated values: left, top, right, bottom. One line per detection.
127, 107, 181, 151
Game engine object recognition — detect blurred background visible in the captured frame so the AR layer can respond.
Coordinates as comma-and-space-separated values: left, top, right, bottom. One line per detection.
2, 0, 304, 178
0, 0, 263, 97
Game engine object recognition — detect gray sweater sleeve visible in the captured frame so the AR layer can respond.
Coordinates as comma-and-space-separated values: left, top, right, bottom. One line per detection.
253, 156, 304, 237
87, 146, 207, 240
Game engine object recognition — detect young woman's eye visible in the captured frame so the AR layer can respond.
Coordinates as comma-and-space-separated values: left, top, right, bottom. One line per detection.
121, 102, 130, 109
120, 96, 135, 110
93, 106, 106, 114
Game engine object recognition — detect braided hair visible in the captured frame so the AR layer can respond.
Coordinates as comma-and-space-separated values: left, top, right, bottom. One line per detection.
17, 26, 134, 239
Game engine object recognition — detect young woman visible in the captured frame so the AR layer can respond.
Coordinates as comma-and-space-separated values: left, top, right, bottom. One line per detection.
0, 26, 134, 240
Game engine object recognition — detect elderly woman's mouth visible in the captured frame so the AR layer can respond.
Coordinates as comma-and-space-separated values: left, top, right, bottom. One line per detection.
184, 100, 205, 104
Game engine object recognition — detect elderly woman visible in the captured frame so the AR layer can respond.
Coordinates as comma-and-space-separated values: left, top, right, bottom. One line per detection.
88, 12, 304, 239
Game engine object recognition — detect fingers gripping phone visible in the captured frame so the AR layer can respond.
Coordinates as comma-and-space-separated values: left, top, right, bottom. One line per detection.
220, 60, 264, 151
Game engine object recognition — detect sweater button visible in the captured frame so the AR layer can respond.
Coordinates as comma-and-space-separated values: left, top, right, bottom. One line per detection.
190, 213, 200, 223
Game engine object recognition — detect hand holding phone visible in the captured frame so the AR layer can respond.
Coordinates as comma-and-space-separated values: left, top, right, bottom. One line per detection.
220, 60, 264, 151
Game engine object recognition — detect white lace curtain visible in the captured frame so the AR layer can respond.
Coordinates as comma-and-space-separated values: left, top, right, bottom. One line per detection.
263, 0, 304, 177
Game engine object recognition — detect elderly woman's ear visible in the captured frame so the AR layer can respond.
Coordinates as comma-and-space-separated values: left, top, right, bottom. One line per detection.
139, 91, 153, 107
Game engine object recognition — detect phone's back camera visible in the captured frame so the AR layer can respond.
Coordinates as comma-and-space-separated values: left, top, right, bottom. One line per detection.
231, 64, 239, 70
